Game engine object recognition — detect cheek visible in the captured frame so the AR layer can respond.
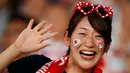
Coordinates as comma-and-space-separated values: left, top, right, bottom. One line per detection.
95, 39, 105, 50
71, 38, 81, 48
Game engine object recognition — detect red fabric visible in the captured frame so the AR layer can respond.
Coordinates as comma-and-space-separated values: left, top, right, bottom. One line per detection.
36, 56, 69, 73
36, 56, 102, 73
94, 67, 103, 73
98, 58, 105, 68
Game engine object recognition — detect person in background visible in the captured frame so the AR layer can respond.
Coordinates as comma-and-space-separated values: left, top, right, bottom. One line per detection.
8, 0, 48, 21
3, 15, 37, 59
3, 15, 27, 49
114, 0, 130, 73
37, 4, 69, 60
0, 0, 10, 53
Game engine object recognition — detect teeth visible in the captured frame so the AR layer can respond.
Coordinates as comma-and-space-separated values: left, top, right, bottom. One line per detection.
81, 51, 94, 54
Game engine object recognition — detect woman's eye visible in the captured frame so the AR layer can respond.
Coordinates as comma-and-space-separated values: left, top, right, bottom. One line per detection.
79, 33, 86, 36
96, 35, 103, 38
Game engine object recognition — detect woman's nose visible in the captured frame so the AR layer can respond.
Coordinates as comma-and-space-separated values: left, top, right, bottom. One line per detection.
83, 36, 94, 48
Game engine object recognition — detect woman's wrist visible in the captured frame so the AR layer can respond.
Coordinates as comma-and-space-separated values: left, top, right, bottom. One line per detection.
10, 44, 22, 56
0, 44, 23, 73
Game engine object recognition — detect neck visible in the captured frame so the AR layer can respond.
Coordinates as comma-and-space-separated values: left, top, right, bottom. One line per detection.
65, 56, 93, 73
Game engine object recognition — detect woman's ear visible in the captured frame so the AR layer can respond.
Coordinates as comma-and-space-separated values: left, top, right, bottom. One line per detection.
64, 31, 70, 47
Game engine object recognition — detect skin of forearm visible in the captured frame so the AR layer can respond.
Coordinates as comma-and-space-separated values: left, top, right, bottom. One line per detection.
0, 44, 22, 73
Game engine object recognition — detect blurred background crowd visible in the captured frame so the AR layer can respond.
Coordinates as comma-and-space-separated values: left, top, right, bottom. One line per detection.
0, 0, 130, 73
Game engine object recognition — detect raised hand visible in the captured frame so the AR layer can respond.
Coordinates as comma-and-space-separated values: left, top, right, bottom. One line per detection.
13, 19, 58, 53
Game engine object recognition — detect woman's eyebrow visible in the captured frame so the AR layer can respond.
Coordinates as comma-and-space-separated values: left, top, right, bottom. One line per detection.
79, 27, 88, 31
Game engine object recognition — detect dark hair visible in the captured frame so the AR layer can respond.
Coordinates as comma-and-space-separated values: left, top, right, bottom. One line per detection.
67, 5, 112, 54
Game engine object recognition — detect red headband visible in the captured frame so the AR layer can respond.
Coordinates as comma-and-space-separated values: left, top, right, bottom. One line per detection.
76, 1, 113, 18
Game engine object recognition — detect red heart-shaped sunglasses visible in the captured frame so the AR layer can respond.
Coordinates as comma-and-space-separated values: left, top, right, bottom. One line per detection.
76, 2, 113, 18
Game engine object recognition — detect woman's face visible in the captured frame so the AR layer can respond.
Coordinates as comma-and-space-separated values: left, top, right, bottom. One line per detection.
66, 16, 105, 70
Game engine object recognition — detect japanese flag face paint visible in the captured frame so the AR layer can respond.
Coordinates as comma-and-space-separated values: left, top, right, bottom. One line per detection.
72, 38, 81, 48
98, 42, 103, 49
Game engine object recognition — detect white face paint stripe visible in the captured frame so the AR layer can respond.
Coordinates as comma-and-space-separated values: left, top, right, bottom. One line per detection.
98, 43, 103, 49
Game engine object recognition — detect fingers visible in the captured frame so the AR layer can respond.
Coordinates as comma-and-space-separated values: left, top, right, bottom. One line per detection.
27, 19, 34, 29
37, 43, 50, 50
39, 24, 53, 35
35, 32, 58, 51
28, 19, 53, 35
33, 20, 46, 31
42, 32, 59, 41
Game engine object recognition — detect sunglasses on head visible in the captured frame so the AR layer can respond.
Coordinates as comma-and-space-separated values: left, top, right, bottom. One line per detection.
76, 2, 113, 18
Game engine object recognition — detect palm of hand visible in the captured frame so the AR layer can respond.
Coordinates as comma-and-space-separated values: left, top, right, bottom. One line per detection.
13, 19, 58, 53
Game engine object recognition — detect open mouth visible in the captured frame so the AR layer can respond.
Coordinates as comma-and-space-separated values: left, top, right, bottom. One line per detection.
80, 51, 97, 60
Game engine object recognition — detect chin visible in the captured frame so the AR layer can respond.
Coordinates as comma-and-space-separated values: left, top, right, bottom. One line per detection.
76, 54, 102, 70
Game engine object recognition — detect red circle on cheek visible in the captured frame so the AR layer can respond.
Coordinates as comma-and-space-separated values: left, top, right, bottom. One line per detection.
97, 41, 104, 46
74, 40, 77, 44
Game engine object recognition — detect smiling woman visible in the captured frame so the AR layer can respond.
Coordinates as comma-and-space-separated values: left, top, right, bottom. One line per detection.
66, 16, 105, 70
0, 1, 113, 73
36, 2, 113, 73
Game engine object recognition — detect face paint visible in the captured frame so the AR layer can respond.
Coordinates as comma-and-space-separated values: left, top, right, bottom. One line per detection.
98, 42, 103, 49
72, 38, 81, 48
